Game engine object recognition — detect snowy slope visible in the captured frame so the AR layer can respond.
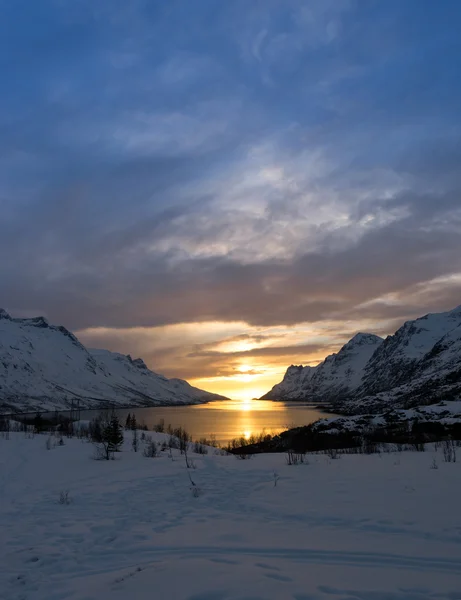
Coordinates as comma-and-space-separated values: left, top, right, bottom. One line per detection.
359, 305, 461, 394
261, 333, 383, 402
262, 305, 461, 413
2, 431, 461, 600
349, 305, 461, 412
0, 310, 225, 413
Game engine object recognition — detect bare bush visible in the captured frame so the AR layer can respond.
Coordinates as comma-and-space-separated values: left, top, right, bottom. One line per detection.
214, 448, 228, 456
143, 439, 159, 458
235, 451, 253, 460
286, 449, 305, 465
153, 419, 165, 433
174, 426, 191, 454
132, 428, 139, 453
185, 452, 196, 469
430, 458, 439, 470
168, 435, 179, 450
192, 441, 208, 455
92, 445, 108, 460
187, 470, 201, 497
59, 490, 71, 505
443, 440, 456, 463
324, 448, 341, 460
45, 436, 53, 450
0, 416, 10, 439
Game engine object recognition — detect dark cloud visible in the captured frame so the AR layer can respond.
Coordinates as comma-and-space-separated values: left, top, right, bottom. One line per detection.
2, 186, 461, 331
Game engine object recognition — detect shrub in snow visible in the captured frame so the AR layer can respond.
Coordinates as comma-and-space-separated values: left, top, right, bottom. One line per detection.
0, 416, 10, 439
326, 448, 340, 460
153, 419, 165, 433
443, 440, 456, 463
104, 414, 124, 453
90, 412, 124, 460
59, 490, 71, 505
143, 439, 159, 458
125, 413, 133, 430
132, 428, 139, 453
34, 412, 44, 434
174, 427, 191, 454
89, 418, 103, 443
192, 441, 208, 455
235, 451, 253, 460
187, 471, 201, 497
185, 453, 196, 469
286, 449, 305, 465
168, 435, 180, 450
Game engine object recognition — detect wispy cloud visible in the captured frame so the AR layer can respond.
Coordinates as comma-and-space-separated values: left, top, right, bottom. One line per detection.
1, 0, 461, 397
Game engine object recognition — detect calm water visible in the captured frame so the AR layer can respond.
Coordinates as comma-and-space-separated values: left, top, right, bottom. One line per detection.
78, 400, 333, 444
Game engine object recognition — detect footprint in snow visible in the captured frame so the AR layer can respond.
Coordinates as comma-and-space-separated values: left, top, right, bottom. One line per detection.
254, 562, 281, 571
209, 557, 239, 565
264, 572, 293, 582
187, 591, 228, 600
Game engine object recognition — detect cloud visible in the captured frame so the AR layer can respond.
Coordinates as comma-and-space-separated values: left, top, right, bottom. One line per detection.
1, 0, 461, 397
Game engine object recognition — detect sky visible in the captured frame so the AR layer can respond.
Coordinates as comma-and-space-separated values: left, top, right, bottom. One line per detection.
1, 0, 461, 400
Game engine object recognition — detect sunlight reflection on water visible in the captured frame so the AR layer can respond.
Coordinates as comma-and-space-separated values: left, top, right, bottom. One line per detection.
79, 399, 334, 444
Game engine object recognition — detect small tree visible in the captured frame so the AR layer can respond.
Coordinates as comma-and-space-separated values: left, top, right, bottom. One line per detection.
125, 413, 132, 430
132, 427, 139, 452
34, 412, 44, 434
99, 414, 124, 459
108, 414, 124, 452
89, 418, 103, 443
143, 437, 159, 457
130, 414, 137, 431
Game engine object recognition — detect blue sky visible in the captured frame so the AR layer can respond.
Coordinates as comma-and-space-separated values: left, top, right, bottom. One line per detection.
1, 0, 461, 397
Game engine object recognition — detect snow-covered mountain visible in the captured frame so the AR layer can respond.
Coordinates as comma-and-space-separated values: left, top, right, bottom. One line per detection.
0, 309, 225, 413
261, 332, 383, 403
261, 305, 461, 413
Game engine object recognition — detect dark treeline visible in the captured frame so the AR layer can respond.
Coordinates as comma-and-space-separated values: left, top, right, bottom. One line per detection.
228, 413, 461, 458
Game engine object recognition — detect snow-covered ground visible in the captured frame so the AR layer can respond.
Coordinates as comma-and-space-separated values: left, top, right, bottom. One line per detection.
1, 432, 461, 600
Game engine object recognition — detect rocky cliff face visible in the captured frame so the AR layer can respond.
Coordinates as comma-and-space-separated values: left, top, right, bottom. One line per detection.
0, 310, 225, 413
261, 306, 461, 413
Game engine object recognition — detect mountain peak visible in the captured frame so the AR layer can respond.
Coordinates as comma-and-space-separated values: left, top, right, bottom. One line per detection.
448, 304, 461, 317
260, 304, 461, 408
348, 332, 383, 345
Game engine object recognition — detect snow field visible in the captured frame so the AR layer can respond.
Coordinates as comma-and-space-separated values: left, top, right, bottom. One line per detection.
1, 432, 461, 600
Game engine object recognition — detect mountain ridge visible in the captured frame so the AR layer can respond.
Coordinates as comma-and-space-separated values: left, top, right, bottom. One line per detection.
261, 305, 461, 413
0, 309, 226, 413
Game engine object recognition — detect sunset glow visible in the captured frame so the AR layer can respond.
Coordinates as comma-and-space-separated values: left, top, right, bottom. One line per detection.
77, 314, 406, 400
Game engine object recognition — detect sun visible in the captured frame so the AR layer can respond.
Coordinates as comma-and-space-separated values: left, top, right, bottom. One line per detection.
240, 398, 253, 411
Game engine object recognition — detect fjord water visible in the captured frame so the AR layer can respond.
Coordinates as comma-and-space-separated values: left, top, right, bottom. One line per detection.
80, 399, 332, 444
